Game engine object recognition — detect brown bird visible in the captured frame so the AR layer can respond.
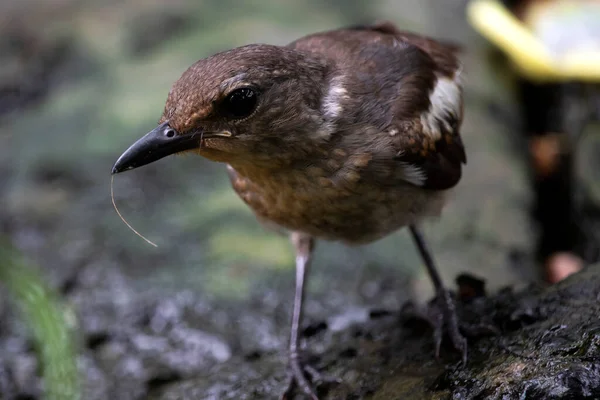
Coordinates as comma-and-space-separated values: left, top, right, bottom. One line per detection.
112, 21, 467, 399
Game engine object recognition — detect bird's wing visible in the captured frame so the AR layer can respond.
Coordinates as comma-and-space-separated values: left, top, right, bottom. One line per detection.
290, 22, 467, 191
362, 22, 467, 191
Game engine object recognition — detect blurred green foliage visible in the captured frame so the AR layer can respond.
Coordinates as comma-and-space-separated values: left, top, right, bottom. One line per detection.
0, 240, 80, 400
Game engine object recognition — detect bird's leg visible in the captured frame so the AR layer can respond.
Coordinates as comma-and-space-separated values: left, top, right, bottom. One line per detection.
408, 224, 468, 363
281, 232, 321, 400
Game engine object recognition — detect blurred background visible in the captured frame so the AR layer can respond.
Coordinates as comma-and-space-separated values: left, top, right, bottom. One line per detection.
1, 0, 599, 399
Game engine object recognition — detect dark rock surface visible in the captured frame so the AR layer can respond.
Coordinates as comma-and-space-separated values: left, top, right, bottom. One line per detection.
150, 264, 600, 400
5, 258, 600, 399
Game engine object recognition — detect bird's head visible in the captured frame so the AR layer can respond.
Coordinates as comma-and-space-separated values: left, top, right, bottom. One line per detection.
111, 44, 333, 174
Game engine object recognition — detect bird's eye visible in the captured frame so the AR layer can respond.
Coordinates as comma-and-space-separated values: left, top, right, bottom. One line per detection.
222, 88, 258, 119
164, 127, 176, 138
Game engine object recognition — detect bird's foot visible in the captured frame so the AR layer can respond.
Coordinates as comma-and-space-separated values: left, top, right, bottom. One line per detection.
402, 289, 498, 364
281, 355, 340, 400
428, 289, 467, 363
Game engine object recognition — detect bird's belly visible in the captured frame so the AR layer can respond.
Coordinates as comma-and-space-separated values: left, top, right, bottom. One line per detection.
229, 169, 448, 244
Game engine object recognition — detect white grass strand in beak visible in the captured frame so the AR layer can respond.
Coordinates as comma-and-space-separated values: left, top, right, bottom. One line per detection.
110, 175, 158, 248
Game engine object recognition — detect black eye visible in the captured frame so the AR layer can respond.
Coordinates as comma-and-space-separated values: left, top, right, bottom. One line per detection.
164, 127, 176, 138
222, 88, 258, 119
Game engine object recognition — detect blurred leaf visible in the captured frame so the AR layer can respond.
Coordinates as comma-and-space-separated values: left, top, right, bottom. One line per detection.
0, 240, 80, 400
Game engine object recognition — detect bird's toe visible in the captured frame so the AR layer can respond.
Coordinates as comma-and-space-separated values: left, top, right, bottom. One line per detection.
281, 356, 339, 400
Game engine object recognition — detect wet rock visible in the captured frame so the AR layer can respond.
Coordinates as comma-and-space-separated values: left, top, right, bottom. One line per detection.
165, 326, 231, 365
79, 354, 110, 400
147, 263, 600, 400
6, 354, 40, 399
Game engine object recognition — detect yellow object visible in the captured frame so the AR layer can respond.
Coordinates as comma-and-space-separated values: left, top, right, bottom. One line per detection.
467, 0, 600, 82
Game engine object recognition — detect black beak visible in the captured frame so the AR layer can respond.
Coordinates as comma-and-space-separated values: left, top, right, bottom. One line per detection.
111, 122, 202, 174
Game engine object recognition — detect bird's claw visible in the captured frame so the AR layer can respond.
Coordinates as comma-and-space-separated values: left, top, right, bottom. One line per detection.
402, 289, 476, 364
435, 289, 468, 364
281, 356, 340, 400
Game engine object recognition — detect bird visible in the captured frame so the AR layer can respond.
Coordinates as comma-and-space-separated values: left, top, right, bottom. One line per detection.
112, 21, 467, 400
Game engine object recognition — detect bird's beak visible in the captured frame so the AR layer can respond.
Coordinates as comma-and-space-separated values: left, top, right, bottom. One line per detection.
111, 122, 230, 174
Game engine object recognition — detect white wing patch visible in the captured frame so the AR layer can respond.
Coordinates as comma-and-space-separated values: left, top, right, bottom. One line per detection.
322, 75, 348, 119
397, 151, 427, 186
399, 163, 426, 186
314, 75, 348, 139
420, 75, 462, 140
